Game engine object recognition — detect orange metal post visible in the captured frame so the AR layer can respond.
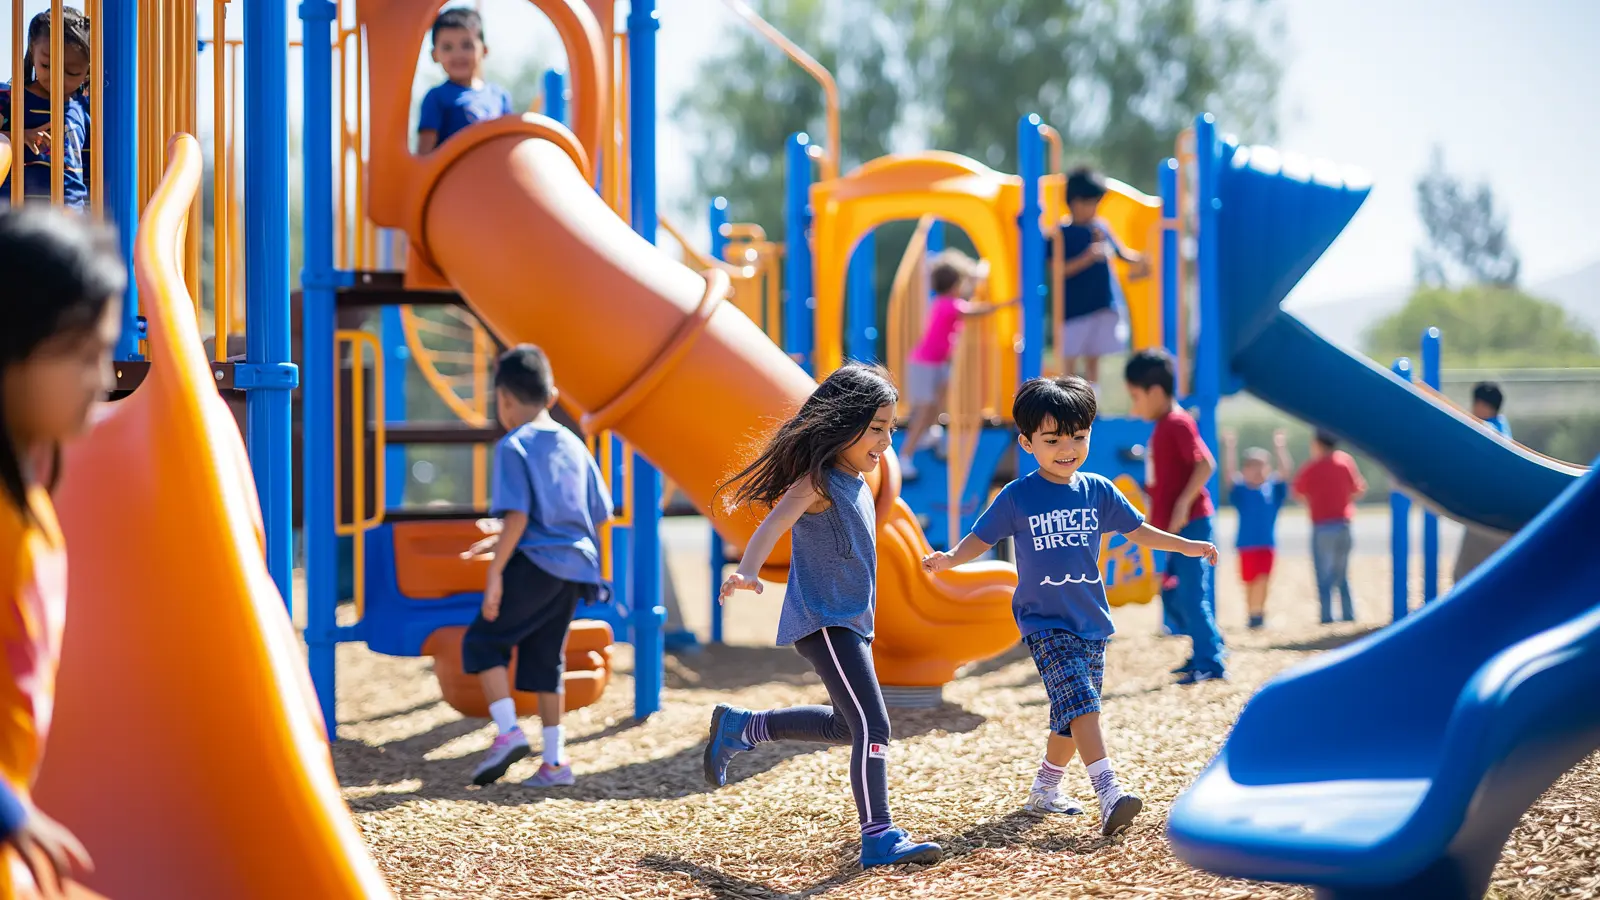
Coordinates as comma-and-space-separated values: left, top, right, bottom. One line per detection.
88, 0, 103, 215
10, 0, 22, 206
50, 0, 64, 206
212, 0, 230, 357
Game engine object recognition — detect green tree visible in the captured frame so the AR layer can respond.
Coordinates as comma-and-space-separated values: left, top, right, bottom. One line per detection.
885, 0, 1282, 186
673, 0, 901, 241
1362, 284, 1600, 369
1413, 144, 1521, 287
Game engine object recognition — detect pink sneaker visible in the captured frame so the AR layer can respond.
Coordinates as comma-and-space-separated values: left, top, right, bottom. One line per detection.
471, 729, 530, 786
522, 761, 574, 788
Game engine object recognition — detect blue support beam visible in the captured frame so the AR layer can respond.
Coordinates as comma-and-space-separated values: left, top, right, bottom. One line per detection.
1016, 114, 1045, 388
707, 197, 729, 645
105, 0, 140, 359
846, 231, 877, 362
1158, 158, 1180, 358
1192, 114, 1223, 500
784, 133, 815, 373
628, 0, 666, 718
1421, 327, 1441, 602
542, 69, 566, 126
1391, 358, 1413, 622
299, 0, 339, 734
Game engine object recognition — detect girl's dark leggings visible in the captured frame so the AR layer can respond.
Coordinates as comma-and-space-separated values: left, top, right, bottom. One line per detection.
762, 626, 892, 829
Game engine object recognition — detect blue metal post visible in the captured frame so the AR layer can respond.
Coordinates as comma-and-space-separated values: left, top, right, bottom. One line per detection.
926, 220, 944, 254
1158, 158, 1180, 358
1421, 326, 1441, 602
784, 132, 815, 373
707, 197, 729, 645
245, 0, 296, 604
542, 69, 566, 126
1192, 114, 1223, 499
299, 0, 339, 733
1016, 114, 1045, 387
1390, 357, 1413, 621
105, 1, 139, 359
379, 306, 408, 506
628, 0, 666, 717
846, 232, 877, 362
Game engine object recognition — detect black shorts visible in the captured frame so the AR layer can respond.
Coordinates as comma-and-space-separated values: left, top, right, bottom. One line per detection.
460, 554, 583, 694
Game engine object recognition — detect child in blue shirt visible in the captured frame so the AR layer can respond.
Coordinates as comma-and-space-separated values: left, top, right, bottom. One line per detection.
1222, 428, 1292, 629
1, 9, 92, 208
924, 375, 1217, 836
1049, 168, 1148, 389
415, 7, 514, 154
463, 345, 613, 789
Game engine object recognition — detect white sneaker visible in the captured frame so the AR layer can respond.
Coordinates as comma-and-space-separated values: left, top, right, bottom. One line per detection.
1099, 792, 1143, 836
471, 728, 531, 785
1024, 789, 1084, 815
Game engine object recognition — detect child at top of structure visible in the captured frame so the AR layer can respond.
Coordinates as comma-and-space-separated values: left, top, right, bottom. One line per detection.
461, 344, 614, 789
899, 249, 1014, 481
1049, 167, 1148, 390
415, 6, 514, 155
1471, 381, 1511, 438
1293, 431, 1366, 625
924, 375, 1217, 836
0, 208, 127, 893
1125, 348, 1225, 684
0, 9, 93, 208
708, 364, 943, 869
1222, 428, 1293, 630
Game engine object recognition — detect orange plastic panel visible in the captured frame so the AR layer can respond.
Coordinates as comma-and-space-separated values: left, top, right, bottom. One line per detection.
35, 136, 390, 898
392, 519, 493, 600
423, 621, 614, 717
418, 135, 1022, 687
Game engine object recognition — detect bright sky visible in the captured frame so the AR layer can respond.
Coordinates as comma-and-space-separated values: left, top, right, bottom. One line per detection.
4, 0, 1595, 305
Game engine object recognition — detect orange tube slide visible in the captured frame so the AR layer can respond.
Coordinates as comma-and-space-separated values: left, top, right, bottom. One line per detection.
31, 136, 390, 898
422, 135, 1020, 686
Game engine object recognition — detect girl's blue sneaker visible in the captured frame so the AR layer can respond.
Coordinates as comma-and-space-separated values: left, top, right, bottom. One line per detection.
860, 828, 941, 867
702, 703, 753, 787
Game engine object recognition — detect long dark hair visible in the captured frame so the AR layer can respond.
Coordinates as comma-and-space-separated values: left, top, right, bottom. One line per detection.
24, 8, 92, 94
717, 363, 898, 511
0, 208, 126, 522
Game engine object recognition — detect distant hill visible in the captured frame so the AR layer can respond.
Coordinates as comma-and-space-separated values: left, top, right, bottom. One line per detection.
1282, 260, 1600, 352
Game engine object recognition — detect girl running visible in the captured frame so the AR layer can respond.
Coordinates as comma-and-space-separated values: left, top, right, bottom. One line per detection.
0, 207, 125, 894
705, 364, 941, 868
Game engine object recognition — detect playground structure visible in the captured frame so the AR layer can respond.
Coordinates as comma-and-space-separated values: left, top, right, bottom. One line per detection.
0, 0, 1594, 896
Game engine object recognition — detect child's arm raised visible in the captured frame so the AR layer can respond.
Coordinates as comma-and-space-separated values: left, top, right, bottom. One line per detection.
921, 533, 995, 573
1273, 429, 1293, 481
1221, 428, 1239, 485
1126, 523, 1218, 565
720, 478, 820, 600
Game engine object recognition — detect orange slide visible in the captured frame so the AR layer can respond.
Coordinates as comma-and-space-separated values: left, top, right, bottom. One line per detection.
28, 136, 390, 898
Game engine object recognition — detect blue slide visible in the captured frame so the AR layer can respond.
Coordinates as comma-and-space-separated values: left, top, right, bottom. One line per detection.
1167, 120, 1600, 899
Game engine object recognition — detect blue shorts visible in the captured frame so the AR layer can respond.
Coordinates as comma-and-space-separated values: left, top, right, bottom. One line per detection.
1024, 628, 1108, 736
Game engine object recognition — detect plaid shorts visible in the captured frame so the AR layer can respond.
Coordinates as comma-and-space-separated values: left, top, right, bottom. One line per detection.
1024, 629, 1108, 736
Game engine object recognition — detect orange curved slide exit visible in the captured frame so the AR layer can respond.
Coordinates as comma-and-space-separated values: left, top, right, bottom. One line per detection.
418, 134, 1022, 686
28, 137, 390, 898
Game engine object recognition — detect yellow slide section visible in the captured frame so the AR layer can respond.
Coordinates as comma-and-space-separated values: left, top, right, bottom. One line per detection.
31, 136, 390, 898
421, 134, 1021, 686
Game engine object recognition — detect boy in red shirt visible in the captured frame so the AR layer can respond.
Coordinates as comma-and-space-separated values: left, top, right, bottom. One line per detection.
1125, 350, 1224, 683
1292, 431, 1367, 624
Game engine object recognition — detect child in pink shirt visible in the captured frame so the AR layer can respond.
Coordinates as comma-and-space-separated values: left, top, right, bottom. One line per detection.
900, 251, 1012, 480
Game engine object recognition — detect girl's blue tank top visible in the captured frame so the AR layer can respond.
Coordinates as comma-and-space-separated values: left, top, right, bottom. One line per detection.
774, 467, 877, 646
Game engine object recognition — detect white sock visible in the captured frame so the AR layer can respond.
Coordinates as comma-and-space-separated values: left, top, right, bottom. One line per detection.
488, 698, 518, 735
1031, 758, 1066, 794
1085, 757, 1123, 804
543, 725, 565, 767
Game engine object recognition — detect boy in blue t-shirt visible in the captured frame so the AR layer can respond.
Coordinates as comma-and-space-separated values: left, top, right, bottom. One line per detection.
1222, 428, 1292, 629
924, 375, 1217, 836
415, 7, 514, 154
462, 344, 613, 789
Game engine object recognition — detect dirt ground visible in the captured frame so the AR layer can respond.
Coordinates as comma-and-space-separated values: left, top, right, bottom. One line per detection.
332, 543, 1600, 899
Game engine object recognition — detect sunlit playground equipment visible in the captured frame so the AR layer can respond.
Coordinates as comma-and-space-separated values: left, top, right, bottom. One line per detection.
4, 0, 1597, 896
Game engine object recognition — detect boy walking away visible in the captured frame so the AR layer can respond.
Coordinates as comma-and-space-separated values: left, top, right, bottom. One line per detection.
415, 7, 514, 154
1125, 350, 1224, 684
1292, 432, 1366, 624
465, 345, 614, 787
1222, 429, 1293, 629
924, 376, 1218, 836
1051, 167, 1148, 390
1456, 381, 1512, 580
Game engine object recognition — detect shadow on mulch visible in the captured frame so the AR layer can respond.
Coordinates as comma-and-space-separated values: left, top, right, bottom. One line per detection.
665, 644, 828, 692
1269, 626, 1380, 653
336, 702, 987, 815
955, 642, 1029, 679
636, 810, 1124, 898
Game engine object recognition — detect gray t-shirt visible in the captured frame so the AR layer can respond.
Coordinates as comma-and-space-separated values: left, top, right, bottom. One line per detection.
774, 467, 877, 645
491, 420, 613, 584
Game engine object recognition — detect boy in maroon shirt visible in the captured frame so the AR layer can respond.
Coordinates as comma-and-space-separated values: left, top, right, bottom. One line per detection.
1124, 350, 1224, 683
1292, 431, 1367, 624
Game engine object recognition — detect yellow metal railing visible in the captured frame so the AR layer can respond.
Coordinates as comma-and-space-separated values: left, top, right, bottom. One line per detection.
334, 330, 386, 618
884, 215, 935, 419
944, 273, 1000, 548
